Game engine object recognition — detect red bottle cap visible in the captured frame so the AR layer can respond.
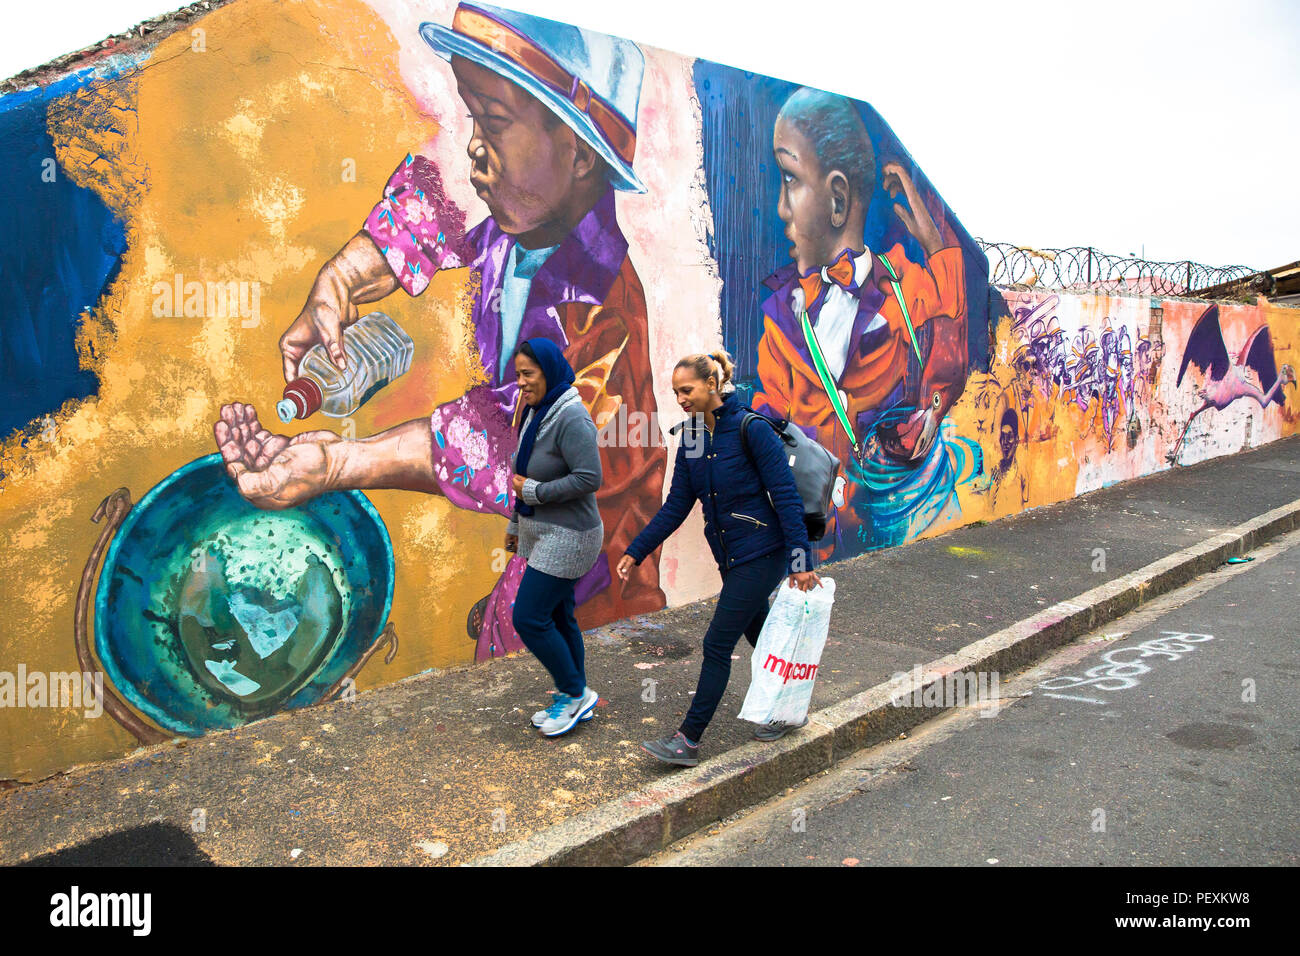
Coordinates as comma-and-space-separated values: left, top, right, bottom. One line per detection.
278, 377, 323, 422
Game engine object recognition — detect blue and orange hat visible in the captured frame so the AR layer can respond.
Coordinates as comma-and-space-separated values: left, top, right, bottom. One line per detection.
421, 2, 647, 194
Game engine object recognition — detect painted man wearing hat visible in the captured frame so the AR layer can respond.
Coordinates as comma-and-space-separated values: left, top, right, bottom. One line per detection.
218, 3, 667, 660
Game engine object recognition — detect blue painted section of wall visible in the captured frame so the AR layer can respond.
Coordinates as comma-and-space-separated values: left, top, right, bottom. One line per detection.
692, 59, 990, 386
0, 71, 129, 441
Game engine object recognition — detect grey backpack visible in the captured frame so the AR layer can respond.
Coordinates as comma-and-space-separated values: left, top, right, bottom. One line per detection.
740, 411, 840, 541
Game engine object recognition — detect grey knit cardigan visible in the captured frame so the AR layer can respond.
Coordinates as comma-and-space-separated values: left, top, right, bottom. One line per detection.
505, 386, 604, 580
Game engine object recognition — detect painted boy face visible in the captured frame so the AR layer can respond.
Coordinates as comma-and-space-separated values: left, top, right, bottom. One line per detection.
773, 116, 838, 275
452, 56, 581, 237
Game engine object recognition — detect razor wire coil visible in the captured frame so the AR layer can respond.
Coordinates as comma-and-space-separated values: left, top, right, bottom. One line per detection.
975, 240, 1261, 297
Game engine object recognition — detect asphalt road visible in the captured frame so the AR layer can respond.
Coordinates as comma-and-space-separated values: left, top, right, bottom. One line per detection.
649, 529, 1300, 867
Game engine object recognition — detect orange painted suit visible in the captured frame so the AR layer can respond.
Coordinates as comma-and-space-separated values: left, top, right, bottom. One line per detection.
753, 243, 967, 554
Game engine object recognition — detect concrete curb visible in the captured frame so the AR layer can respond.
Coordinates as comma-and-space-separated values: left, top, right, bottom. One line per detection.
465, 497, 1300, 867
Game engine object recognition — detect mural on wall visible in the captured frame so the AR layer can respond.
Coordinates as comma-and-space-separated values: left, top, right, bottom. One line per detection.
1168, 305, 1295, 464
961, 292, 1159, 513
217, 4, 671, 665
948, 292, 1297, 520
694, 65, 991, 560
1002, 293, 1162, 455
0, 70, 132, 445
0, 0, 1296, 780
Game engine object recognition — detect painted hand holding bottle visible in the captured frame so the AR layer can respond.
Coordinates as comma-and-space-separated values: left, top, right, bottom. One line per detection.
277, 311, 414, 423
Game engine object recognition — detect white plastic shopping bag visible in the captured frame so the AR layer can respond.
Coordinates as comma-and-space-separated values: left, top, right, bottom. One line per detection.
738, 576, 835, 725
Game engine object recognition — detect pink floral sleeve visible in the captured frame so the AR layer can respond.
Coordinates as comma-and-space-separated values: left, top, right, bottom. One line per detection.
428, 385, 518, 517
362, 154, 471, 296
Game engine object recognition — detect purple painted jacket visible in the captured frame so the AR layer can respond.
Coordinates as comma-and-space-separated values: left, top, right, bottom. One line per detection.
362, 154, 667, 658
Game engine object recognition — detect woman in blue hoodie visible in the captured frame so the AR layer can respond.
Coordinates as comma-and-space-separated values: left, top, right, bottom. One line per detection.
508, 338, 605, 738
616, 350, 821, 766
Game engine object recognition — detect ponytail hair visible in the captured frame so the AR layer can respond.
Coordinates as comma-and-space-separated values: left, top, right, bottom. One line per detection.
675, 349, 736, 394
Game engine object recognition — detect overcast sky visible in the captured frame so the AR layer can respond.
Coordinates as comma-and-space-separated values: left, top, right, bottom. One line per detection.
4, 0, 1297, 268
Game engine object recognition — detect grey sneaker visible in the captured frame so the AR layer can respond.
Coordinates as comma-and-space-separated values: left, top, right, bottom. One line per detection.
531, 691, 595, 728
539, 687, 599, 737
753, 717, 809, 741
641, 732, 699, 767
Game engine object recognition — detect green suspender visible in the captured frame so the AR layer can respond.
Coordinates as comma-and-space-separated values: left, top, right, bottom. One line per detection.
797, 252, 925, 462
798, 309, 861, 462
878, 253, 925, 367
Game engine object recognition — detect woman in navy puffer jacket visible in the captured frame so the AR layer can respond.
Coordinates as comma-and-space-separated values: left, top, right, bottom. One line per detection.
617, 350, 822, 766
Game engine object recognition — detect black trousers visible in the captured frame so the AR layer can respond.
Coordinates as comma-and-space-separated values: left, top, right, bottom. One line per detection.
679, 549, 788, 742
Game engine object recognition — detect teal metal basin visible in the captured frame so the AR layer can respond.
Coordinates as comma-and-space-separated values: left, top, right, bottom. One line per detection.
93, 454, 394, 736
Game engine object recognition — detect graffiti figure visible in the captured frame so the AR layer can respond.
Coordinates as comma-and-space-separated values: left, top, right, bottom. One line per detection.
1063, 327, 1100, 417
1096, 318, 1129, 450
751, 87, 969, 557
1060, 321, 1133, 447
1131, 328, 1166, 425
967, 370, 1010, 440
1009, 295, 1065, 444
216, 2, 668, 659
989, 404, 1028, 511
1007, 294, 1163, 455
1168, 305, 1296, 464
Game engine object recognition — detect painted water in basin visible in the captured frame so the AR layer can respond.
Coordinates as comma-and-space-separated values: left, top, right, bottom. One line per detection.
95, 454, 393, 736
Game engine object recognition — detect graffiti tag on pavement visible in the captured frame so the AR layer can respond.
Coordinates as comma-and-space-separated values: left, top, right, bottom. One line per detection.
1036, 630, 1214, 705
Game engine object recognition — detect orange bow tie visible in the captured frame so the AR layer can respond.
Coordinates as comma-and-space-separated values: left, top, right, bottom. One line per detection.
797, 249, 860, 310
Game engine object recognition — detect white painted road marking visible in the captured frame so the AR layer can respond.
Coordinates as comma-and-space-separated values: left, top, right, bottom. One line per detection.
1036, 630, 1215, 704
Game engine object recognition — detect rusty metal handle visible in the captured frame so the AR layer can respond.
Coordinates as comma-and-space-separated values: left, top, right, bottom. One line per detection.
74, 489, 170, 745
324, 621, 398, 702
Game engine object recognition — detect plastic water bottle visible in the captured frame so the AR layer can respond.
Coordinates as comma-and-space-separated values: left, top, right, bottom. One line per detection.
277, 311, 414, 423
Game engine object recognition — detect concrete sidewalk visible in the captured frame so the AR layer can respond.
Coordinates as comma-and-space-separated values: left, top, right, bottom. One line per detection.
2, 437, 1298, 866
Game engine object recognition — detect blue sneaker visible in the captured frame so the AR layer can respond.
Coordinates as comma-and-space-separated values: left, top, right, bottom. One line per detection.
532, 691, 595, 728
538, 687, 599, 737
